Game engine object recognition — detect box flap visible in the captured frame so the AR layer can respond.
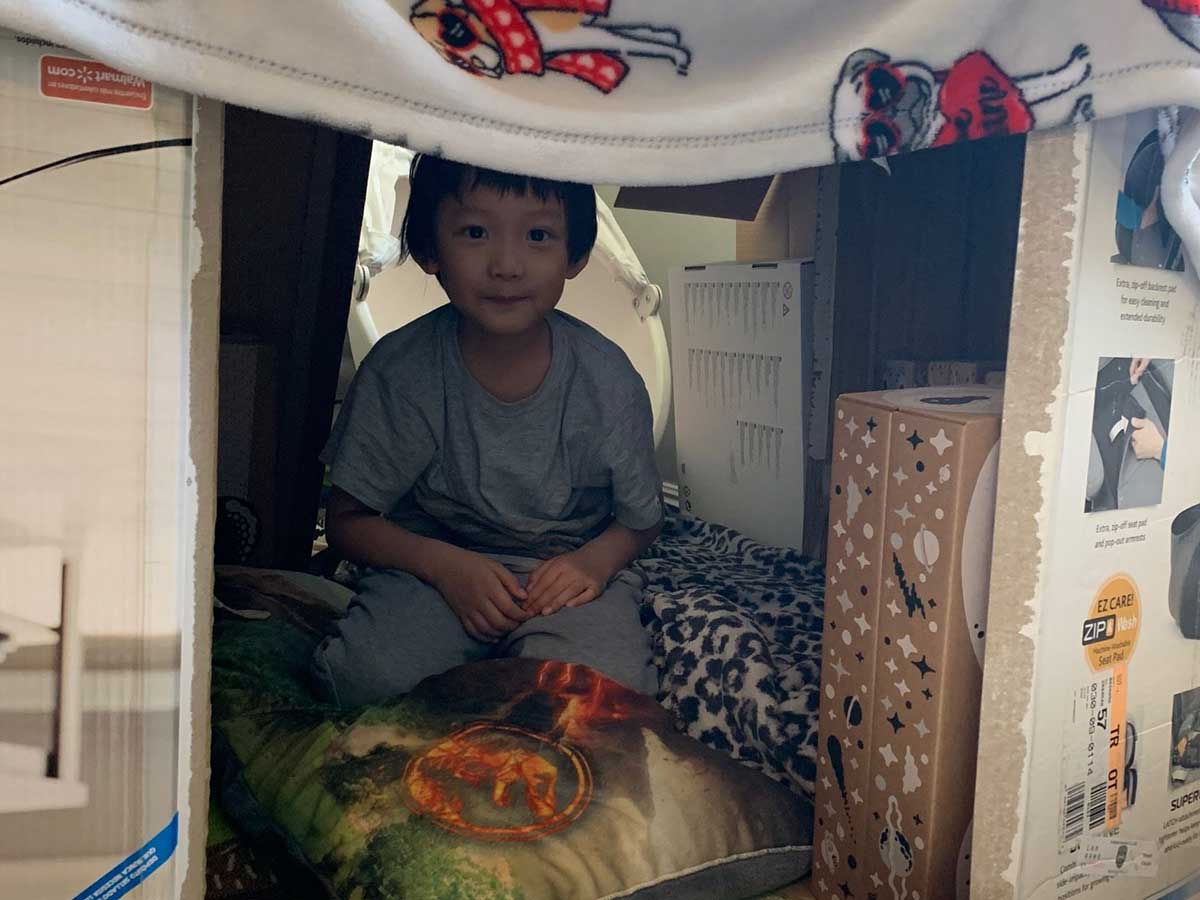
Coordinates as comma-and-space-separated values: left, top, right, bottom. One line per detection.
615, 176, 775, 221
843, 386, 1004, 423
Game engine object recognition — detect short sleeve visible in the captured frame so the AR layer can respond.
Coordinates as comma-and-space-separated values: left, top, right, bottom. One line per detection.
320, 362, 435, 513
600, 381, 664, 531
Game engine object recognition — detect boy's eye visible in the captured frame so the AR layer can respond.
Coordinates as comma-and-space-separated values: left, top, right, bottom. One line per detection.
529, 228, 551, 242
463, 225, 487, 239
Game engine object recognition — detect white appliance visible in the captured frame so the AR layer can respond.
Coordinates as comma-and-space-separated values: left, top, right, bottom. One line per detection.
668, 260, 813, 549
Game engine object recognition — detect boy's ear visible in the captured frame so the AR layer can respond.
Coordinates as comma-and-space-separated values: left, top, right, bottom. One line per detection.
415, 252, 440, 275
565, 252, 590, 280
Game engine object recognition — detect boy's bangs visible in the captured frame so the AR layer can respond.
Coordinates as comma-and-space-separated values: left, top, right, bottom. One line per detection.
459, 166, 566, 206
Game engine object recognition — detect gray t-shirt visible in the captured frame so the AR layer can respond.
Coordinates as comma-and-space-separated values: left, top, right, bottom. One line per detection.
322, 305, 663, 558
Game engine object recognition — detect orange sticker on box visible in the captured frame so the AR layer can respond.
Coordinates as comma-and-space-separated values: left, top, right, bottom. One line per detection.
40, 55, 153, 110
1082, 573, 1140, 673
1105, 665, 1128, 831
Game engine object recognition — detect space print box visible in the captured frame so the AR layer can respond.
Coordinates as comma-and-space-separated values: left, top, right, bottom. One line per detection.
812, 386, 1002, 900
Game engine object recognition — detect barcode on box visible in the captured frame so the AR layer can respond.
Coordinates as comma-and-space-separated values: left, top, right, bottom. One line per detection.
1088, 782, 1107, 832
1063, 781, 1085, 842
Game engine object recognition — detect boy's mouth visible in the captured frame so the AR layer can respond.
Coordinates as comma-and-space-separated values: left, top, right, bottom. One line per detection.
484, 295, 530, 305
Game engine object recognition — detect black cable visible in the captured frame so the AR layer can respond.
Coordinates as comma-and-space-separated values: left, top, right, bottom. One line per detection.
0, 138, 192, 189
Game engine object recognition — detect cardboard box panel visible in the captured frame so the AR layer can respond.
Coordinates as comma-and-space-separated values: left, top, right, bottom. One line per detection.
0, 30, 217, 900
973, 111, 1200, 900
812, 395, 894, 900
815, 387, 1001, 900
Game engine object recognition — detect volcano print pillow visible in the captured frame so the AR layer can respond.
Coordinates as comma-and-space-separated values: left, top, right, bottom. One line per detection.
213, 651, 813, 900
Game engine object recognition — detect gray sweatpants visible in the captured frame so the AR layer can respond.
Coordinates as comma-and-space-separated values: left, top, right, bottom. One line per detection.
311, 557, 658, 707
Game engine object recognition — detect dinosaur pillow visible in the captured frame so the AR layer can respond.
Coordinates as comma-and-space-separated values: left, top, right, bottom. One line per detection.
210, 579, 813, 900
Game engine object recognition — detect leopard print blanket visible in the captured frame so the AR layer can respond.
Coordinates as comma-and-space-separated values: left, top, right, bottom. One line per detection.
633, 515, 826, 799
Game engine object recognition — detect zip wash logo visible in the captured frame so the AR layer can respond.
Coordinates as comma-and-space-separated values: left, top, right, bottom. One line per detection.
40, 55, 153, 110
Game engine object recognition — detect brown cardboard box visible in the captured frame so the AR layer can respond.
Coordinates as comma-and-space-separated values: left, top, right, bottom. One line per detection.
812, 386, 1002, 900
0, 33, 222, 898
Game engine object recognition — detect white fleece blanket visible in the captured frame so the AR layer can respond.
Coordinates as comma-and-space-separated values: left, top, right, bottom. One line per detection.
4, 0, 1200, 187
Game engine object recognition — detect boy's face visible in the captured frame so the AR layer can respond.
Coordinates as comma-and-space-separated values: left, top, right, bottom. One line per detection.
419, 183, 588, 339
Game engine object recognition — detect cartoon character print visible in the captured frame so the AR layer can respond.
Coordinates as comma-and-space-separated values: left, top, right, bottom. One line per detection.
407, 0, 690, 93
1144, 0, 1200, 51
831, 45, 1095, 161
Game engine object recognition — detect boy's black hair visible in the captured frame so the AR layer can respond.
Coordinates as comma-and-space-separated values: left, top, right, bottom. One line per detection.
401, 154, 598, 267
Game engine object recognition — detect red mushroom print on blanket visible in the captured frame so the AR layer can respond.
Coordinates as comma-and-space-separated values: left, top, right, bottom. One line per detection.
831, 45, 1095, 161
1144, 0, 1200, 52
408, 0, 690, 93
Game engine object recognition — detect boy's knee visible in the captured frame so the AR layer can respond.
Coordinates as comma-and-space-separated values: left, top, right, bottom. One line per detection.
508, 590, 657, 696
311, 634, 421, 708
312, 628, 444, 710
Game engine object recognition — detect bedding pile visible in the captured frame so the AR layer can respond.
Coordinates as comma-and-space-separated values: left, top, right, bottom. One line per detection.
634, 516, 826, 799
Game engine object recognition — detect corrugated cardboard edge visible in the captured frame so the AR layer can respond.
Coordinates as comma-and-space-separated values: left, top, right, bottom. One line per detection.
970, 125, 1088, 900
178, 98, 223, 900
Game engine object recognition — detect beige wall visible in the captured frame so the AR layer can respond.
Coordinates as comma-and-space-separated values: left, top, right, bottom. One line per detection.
595, 186, 737, 483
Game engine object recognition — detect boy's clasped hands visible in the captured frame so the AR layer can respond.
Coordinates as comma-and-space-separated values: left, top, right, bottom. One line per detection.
432, 546, 607, 643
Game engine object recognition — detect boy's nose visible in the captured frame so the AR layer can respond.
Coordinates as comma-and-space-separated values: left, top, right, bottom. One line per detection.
489, 237, 524, 279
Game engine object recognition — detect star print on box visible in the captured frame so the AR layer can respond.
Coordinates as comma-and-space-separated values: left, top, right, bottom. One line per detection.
912, 655, 937, 679
930, 428, 954, 456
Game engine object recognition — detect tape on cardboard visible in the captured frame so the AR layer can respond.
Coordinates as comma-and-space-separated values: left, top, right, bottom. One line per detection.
72, 813, 178, 900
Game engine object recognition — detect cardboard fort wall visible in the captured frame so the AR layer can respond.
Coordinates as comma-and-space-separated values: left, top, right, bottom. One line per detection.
0, 31, 220, 900
811, 387, 1001, 900
972, 118, 1200, 900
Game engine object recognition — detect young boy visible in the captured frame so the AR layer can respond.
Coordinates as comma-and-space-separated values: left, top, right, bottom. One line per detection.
311, 155, 664, 708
